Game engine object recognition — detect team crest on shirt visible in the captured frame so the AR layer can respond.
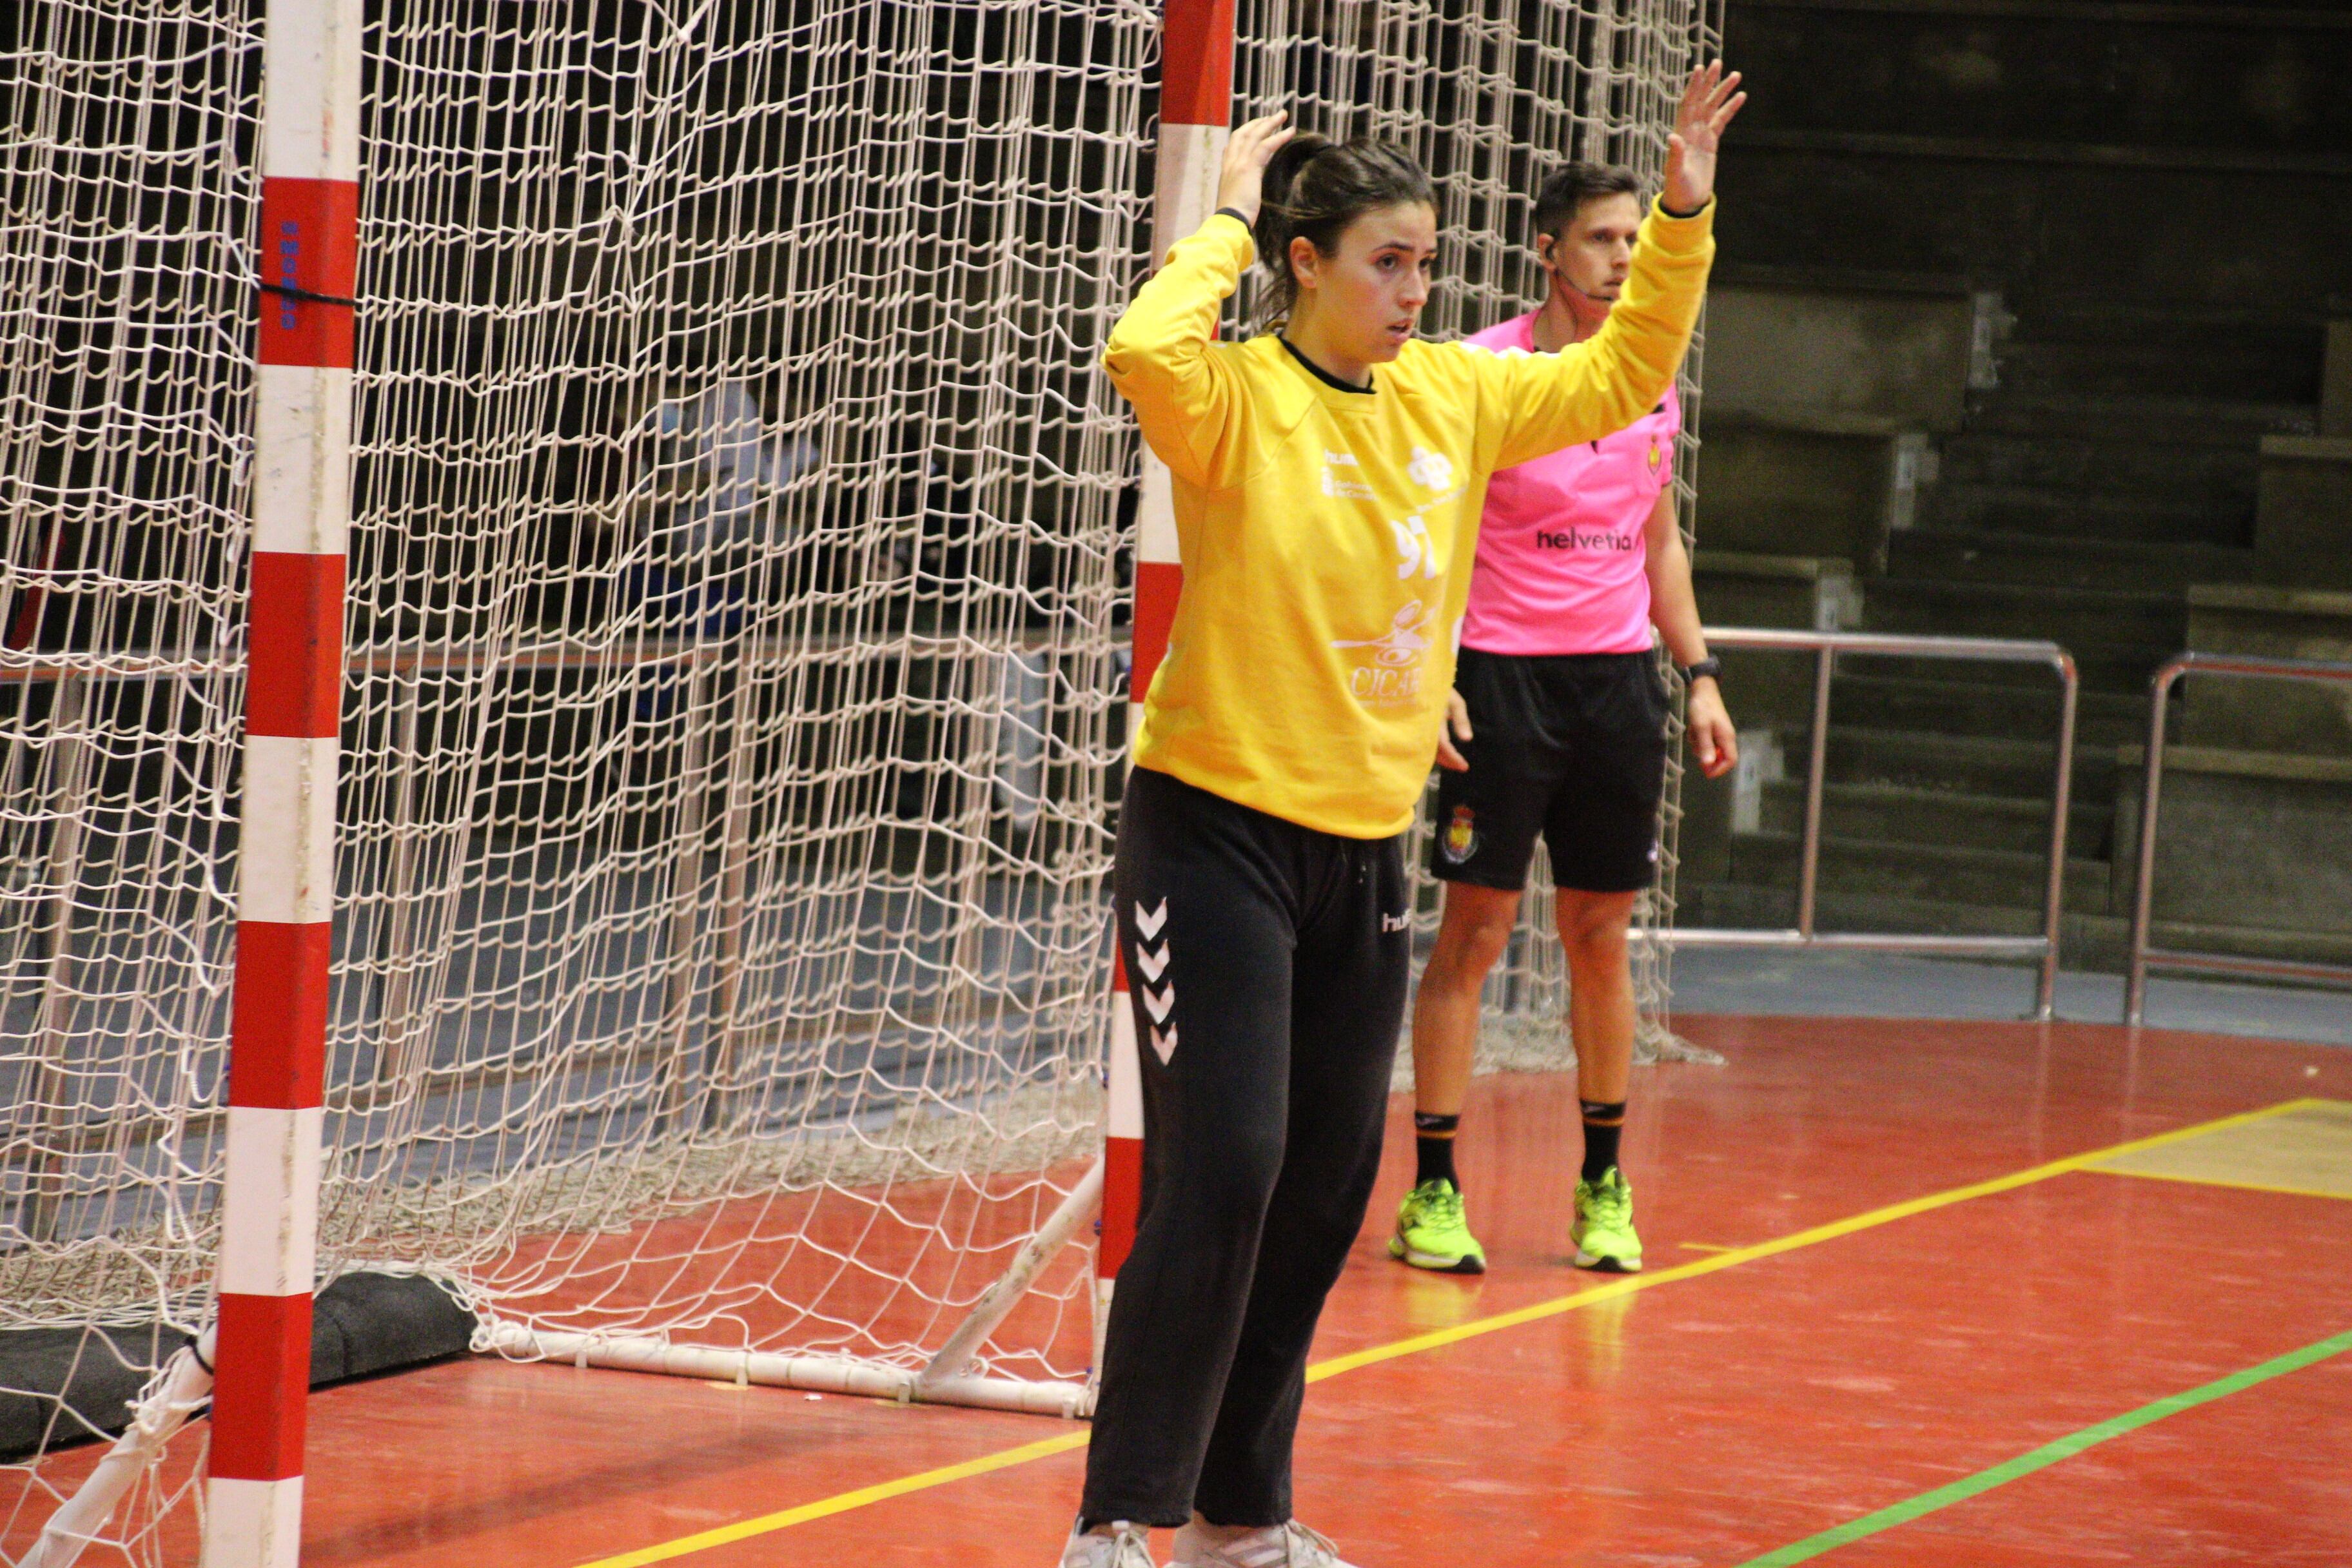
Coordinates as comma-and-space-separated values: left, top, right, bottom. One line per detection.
1648, 439, 1663, 471
1406, 446, 1455, 491
1440, 805, 1479, 864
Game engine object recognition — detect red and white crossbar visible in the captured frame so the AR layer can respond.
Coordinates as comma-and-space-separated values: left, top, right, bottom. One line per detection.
206, 2, 358, 1563
1097, 0, 1236, 1321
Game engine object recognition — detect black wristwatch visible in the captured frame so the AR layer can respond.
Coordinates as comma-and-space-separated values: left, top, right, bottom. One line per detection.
1680, 656, 1723, 685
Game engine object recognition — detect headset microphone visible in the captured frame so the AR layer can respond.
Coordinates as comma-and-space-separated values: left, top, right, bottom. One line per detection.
1540, 241, 1623, 307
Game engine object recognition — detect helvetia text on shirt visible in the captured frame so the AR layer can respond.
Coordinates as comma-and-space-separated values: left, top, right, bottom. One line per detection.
1536, 525, 1639, 551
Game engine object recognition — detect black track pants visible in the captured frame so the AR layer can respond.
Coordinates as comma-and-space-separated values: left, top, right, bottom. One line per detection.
1081, 766, 1411, 1529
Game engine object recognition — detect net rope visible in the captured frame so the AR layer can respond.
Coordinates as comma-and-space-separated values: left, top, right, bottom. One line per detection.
0, 3, 1712, 1559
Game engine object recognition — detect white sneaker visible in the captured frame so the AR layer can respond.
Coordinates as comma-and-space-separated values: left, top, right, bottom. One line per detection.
1061, 1521, 1155, 1568
1171, 1520, 1358, 1567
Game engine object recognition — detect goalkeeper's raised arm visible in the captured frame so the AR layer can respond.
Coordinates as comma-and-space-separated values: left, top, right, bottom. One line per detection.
1473, 62, 1745, 473
1100, 112, 1297, 490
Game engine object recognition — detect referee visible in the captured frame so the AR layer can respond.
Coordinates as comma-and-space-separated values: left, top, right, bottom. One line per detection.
1392, 162, 1740, 1280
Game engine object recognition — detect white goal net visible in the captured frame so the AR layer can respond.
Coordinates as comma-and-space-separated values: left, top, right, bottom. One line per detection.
0, 1, 1715, 1560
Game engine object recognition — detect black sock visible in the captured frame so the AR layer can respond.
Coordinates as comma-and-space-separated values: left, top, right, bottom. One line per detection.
1413, 1111, 1460, 1191
1580, 1100, 1625, 1183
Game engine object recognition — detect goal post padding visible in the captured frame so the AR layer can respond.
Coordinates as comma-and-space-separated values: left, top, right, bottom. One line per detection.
0, 1276, 472, 1467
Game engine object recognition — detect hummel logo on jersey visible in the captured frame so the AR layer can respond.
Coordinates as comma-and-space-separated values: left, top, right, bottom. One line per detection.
1382, 910, 1411, 933
1406, 446, 1454, 490
1133, 899, 1176, 1063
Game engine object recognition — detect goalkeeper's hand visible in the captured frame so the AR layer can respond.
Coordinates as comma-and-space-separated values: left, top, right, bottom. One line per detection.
1662, 61, 1745, 215
1434, 689, 1472, 774
1215, 112, 1297, 228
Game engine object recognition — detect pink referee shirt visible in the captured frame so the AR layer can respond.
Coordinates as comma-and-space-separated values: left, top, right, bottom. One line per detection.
1458, 311, 1679, 656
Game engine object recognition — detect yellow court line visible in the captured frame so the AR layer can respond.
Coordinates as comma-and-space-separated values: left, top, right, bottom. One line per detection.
1303, 1097, 2319, 1383
573, 1097, 2320, 1568
581, 1431, 1093, 1568
1679, 1242, 1738, 1253
2082, 1164, 2352, 1203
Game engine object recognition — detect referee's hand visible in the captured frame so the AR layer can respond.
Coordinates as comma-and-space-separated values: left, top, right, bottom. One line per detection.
1435, 689, 1473, 772
1687, 680, 1738, 779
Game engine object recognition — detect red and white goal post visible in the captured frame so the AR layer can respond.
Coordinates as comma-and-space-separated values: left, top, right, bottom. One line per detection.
0, 3, 1715, 1563
1095, 0, 1239, 1366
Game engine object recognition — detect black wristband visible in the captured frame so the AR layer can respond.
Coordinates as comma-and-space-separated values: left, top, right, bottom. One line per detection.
1680, 656, 1722, 685
1658, 196, 1710, 220
1213, 206, 1252, 228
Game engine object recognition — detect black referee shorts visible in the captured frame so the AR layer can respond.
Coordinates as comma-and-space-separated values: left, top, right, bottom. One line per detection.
1428, 647, 1669, 895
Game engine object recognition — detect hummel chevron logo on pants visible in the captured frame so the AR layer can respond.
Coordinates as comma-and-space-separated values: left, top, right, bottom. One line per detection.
1084, 767, 1412, 1531
1135, 899, 1177, 1063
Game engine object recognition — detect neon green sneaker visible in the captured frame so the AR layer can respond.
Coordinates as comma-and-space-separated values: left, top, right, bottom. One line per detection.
1388, 1179, 1485, 1274
1573, 1166, 1642, 1273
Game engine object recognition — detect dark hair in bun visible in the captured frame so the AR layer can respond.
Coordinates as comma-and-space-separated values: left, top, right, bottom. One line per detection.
1250, 134, 1436, 328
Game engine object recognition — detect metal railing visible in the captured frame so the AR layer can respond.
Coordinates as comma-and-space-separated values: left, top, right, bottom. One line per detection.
1651, 627, 2081, 1021
2125, 650, 2352, 1025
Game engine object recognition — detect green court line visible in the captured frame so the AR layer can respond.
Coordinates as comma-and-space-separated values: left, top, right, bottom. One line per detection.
1734, 1327, 2352, 1567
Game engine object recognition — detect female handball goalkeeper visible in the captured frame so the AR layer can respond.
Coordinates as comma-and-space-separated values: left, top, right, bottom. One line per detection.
1065, 64, 1743, 1568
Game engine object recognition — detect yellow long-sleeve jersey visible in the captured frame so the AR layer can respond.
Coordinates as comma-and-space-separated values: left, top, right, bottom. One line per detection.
1104, 200, 1715, 839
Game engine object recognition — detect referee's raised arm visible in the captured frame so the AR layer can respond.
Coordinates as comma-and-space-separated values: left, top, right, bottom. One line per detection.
1477, 63, 1744, 472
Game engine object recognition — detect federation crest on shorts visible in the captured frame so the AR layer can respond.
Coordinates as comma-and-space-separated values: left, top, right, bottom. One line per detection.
1440, 804, 1478, 864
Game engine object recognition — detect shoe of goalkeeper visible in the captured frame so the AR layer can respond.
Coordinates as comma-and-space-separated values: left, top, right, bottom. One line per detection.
1062, 1522, 1153, 1568
1173, 1519, 1359, 1568
1572, 1166, 1642, 1273
1387, 1178, 1485, 1275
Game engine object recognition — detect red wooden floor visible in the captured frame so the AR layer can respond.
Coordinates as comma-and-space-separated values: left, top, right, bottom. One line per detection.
44, 1017, 2352, 1565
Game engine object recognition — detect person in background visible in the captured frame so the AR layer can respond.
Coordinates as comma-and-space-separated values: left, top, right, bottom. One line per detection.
1394, 161, 1741, 1282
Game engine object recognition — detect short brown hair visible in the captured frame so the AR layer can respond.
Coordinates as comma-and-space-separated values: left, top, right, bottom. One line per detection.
1531, 163, 1643, 244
